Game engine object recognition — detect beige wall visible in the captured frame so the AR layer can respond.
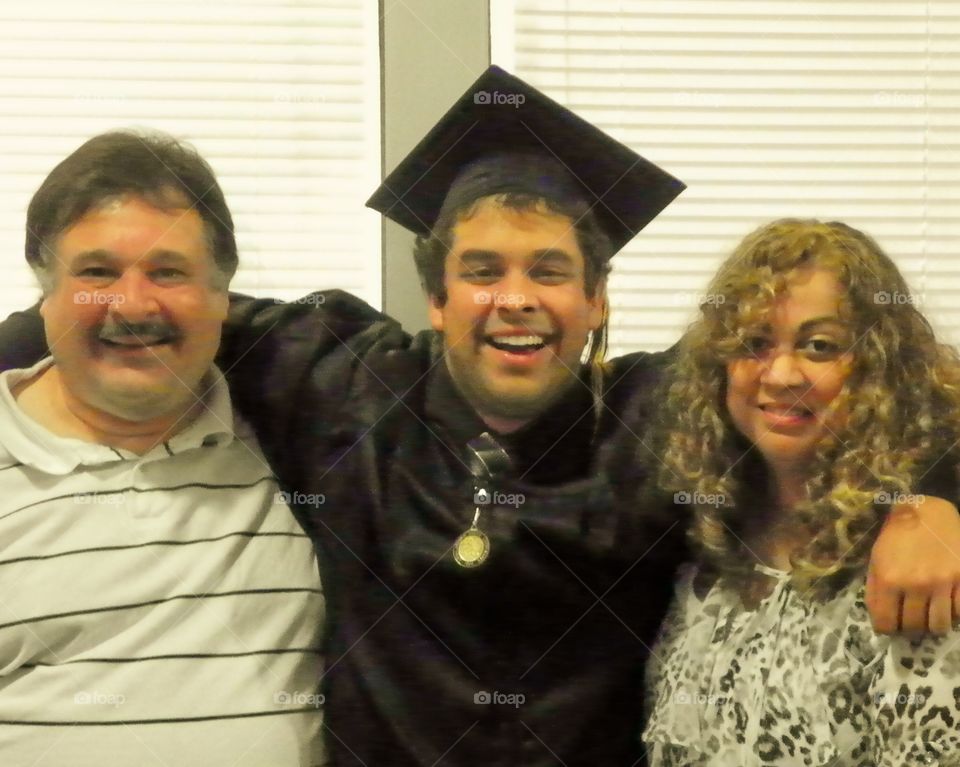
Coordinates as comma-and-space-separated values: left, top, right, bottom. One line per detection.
380, 0, 490, 332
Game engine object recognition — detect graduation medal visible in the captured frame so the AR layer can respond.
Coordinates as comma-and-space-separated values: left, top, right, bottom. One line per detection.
453, 505, 489, 568
454, 434, 511, 569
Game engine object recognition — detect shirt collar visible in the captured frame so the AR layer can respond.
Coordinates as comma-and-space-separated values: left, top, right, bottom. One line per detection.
0, 358, 235, 475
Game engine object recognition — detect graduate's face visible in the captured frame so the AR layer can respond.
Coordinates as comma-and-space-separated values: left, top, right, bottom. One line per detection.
429, 197, 605, 432
40, 195, 229, 421
725, 267, 853, 475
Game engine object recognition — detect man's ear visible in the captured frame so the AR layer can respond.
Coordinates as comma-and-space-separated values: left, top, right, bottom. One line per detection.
587, 278, 607, 331
211, 288, 230, 322
427, 294, 444, 332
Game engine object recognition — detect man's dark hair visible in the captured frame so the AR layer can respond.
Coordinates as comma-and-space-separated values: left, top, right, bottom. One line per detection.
25, 130, 237, 290
413, 192, 613, 305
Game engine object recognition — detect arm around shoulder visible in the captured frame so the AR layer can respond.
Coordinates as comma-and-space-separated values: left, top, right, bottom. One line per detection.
217, 289, 409, 469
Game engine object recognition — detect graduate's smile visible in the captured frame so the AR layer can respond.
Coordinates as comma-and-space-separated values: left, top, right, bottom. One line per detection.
482, 327, 557, 369
485, 332, 548, 354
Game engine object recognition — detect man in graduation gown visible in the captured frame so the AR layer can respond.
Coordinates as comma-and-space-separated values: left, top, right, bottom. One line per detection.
159, 66, 960, 765
220, 66, 690, 764
3, 67, 960, 766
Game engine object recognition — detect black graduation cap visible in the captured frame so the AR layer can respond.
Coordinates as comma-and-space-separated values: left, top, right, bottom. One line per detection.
366, 65, 685, 257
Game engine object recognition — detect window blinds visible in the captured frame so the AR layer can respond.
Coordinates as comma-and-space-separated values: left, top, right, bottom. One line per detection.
493, 0, 959, 353
0, 0, 381, 319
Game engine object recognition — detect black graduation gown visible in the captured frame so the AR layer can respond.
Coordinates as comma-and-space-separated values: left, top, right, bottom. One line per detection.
216, 291, 687, 766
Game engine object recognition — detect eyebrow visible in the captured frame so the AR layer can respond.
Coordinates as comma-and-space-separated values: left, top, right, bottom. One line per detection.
748, 316, 849, 334
149, 250, 194, 266
530, 249, 576, 267
457, 249, 500, 265
796, 316, 849, 332
456, 248, 577, 266
69, 249, 194, 267
69, 250, 114, 268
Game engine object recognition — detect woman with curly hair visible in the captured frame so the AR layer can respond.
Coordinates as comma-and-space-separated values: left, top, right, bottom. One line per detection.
643, 219, 960, 765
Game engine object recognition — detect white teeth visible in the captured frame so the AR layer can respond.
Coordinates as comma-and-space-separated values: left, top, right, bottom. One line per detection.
493, 335, 544, 347
762, 405, 811, 416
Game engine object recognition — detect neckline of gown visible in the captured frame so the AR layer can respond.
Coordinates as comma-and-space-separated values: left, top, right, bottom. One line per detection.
422, 348, 598, 484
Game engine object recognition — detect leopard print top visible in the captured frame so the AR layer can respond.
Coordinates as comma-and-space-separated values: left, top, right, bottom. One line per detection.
643, 564, 960, 766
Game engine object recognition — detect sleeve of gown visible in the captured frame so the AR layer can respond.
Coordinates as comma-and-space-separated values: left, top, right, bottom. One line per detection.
0, 303, 47, 371
216, 289, 410, 487
869, 631, 960, 765
914, 455, 959, 506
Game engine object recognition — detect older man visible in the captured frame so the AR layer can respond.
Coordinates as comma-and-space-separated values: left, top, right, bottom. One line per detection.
0, 132, 326, 765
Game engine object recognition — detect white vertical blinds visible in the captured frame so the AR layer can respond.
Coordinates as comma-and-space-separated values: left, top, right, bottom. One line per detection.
493, 0, 959, 354
0, 0, 381, 319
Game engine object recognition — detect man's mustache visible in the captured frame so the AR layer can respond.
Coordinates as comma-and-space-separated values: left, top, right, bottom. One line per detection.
98, 319, 179, 343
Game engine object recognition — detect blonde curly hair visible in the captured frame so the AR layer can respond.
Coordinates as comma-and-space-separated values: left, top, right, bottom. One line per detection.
655, 218, 960, 597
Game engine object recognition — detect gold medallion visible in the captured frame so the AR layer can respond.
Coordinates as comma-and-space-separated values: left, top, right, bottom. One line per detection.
453, 528, 490, 568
